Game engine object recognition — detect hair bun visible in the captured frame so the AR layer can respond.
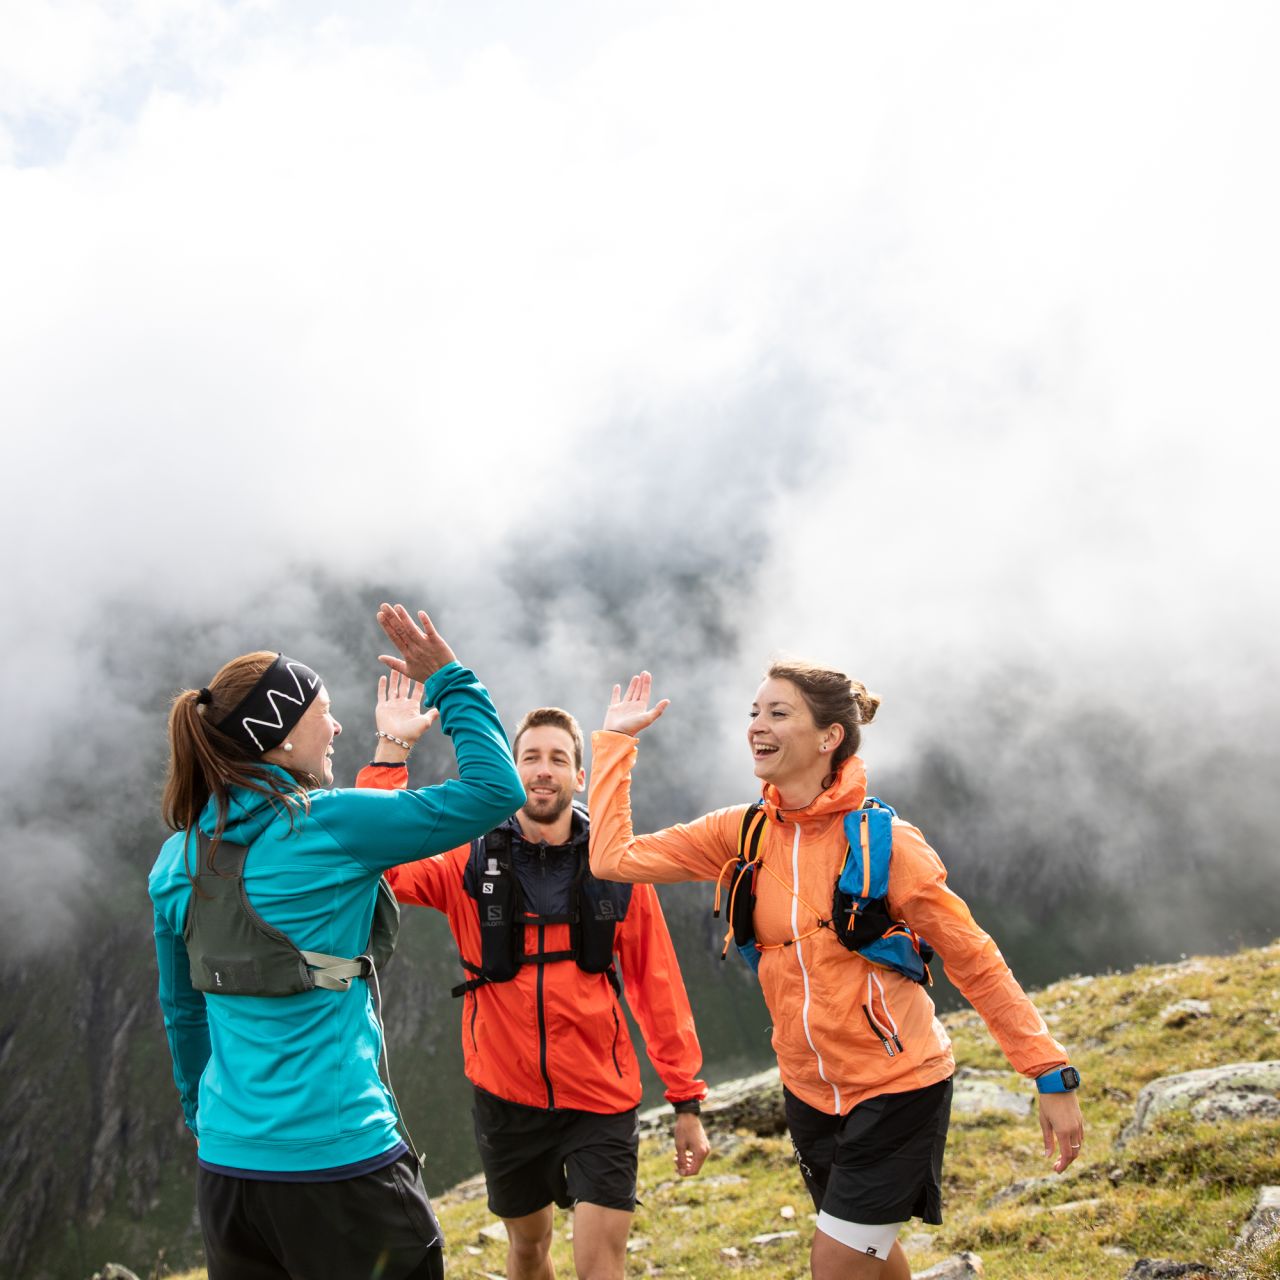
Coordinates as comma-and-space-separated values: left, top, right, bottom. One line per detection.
851, 681, 881, 724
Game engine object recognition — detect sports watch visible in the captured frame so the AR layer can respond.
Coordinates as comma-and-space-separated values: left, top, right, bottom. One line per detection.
1035, 1066, 1081, 1094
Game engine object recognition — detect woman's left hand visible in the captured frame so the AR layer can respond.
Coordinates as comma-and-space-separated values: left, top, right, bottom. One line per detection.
1039, 1092, 1085, 1172
374, 671, 439, 752
603, 672, 670, 737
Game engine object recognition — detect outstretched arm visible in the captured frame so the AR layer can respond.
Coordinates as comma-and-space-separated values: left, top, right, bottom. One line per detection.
589, 673, 738, 885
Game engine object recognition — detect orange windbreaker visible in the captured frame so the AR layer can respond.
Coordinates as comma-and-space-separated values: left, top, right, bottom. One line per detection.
588, 732, 1067, 1116
359, 763, 706, 1115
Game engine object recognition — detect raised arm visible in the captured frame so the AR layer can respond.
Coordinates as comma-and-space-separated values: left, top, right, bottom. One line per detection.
311, 605, 524, 868
588, 672, 739, 884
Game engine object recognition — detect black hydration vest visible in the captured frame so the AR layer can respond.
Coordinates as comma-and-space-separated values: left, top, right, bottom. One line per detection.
451, 811, 632, 998
184, 832, 400, 996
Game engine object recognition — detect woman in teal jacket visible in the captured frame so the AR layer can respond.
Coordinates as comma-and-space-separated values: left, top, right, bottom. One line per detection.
149, 603, 525, 1280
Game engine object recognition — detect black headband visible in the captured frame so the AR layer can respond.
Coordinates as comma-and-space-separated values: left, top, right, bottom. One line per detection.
213, 654, 323, 754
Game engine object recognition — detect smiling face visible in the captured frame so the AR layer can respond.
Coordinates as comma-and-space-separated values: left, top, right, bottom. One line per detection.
515, 723, 585, 827
747, 676, 842, 804
269, 685, 341, 786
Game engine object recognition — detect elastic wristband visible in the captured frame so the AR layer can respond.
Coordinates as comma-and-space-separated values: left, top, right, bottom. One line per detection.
672, 1099, 702, 1115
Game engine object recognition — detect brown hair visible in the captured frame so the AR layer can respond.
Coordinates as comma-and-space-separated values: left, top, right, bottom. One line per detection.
766, 659, 881, 769
162, 650, 314, 875
512, 707, 584, 772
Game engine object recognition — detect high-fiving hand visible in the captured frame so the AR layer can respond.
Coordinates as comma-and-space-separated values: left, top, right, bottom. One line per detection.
374, 670, 439, 746
602, 672, 670, 737
376, 604, 457, 683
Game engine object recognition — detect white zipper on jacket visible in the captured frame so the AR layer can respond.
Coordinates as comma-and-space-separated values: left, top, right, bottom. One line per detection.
790, 823, 840, 1112
869, 971, 904, 1053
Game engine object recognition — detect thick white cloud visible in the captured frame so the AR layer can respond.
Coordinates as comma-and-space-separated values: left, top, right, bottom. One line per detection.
1, 0, 1277, 757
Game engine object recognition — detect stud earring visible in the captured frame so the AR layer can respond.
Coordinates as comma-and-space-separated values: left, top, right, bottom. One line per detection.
283, 742, 293, 753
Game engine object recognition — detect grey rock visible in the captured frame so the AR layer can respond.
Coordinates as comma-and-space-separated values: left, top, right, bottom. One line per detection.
1235, 1184, 1280, 1249
1120, 1261, 1219, 1279
983, 1174, 1057, 1208
1160, 999, 1212, 1028
87, 1267, 142, 1280
915, 1252, 985, 1278
638, 1066, 787, 1136
951, 1071, 1033, 1118
1116, 1060, 1280, 1147
1048, 1197, 1103, 1214
748, 1230, 799, 1245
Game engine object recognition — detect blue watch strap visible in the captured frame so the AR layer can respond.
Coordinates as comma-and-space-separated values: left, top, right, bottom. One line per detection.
1035, 1066, 1081, 1093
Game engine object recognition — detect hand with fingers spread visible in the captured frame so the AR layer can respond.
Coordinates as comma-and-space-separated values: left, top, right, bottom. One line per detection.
602, 672, 670, 737
376, 603, 458, 684
1039, 1092, 1085, 1173
373, 671, 439, 761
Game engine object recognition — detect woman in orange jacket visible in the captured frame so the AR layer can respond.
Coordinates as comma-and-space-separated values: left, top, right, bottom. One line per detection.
588, 665, 1085, 1280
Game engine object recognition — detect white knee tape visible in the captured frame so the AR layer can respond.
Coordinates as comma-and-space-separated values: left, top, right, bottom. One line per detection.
815, 1211, 903, 1259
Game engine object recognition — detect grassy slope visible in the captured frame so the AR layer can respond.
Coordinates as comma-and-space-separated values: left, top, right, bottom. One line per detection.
165, 941, 1280, 1280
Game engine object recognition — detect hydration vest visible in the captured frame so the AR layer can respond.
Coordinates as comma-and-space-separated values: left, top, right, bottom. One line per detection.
184, 832, 400, 996
451, 810, 632, 998
717, 797, 933, 984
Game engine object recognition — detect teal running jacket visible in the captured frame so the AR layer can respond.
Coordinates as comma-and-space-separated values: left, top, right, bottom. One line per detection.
149, 661, 525, 1174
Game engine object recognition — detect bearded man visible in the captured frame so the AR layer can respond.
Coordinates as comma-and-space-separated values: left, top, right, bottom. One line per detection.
360, 706, 709, 1280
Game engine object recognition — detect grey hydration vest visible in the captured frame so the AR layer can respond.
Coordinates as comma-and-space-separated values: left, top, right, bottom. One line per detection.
184, 832, 400, 996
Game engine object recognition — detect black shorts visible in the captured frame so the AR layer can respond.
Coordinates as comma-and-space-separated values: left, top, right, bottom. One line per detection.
196, 1149, 443, 1280
784, 1076, 953, 1227
472, 1086, 639, 1218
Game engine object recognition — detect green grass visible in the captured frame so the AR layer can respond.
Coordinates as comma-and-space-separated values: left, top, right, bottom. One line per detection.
163, 940, 1280, 1279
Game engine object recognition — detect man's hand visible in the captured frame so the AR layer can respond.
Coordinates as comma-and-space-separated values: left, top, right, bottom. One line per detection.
1039, 1092, 1085, 1173
673, 1112, 710, 1177
602, 672, 670, 737
374, 671, 439, 752
376, 604, 458, 683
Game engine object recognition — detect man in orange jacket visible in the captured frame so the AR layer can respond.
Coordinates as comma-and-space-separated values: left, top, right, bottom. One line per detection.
360, 704, 709, 1280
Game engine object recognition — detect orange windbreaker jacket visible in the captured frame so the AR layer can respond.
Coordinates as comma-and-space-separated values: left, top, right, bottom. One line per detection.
359, 763, 706, 1115
588, 732, 1067, 1116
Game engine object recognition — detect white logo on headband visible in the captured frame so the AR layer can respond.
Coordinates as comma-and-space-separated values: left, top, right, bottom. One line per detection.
241, 661, 320, 752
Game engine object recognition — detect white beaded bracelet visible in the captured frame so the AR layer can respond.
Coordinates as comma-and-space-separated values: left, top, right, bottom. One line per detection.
375, 730, 412, 751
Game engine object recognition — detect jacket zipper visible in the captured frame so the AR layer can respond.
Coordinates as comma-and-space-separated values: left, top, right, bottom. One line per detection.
609, 1004, 623, 1077
861, 1004, 896, 1056
789, 823, 841, 1112
535, 847, 555, 1108
468, 991, 479, 1053
864, 973, 904, 1055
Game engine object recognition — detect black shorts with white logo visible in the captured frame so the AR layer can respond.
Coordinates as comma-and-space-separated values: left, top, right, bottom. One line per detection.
472, 1086, 640, 1218
784, 1076, 953, 1227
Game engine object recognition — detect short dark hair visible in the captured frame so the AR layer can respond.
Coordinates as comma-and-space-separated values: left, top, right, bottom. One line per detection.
512, 707, 584, 772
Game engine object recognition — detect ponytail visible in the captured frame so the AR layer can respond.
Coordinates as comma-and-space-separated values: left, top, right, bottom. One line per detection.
162, 651, 313, 875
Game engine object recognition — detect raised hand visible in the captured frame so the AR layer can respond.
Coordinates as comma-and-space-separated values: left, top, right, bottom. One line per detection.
374, 671, 439, 746
376, 603, 458, 683
602, 672, 670, 737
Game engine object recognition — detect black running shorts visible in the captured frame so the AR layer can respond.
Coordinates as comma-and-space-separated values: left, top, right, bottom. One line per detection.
196, 1149, 443, 1280
784, 1076, 953, 1226
472, 1086, 640, 1218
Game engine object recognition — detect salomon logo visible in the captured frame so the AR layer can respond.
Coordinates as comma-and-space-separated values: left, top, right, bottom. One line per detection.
866, 1247, 878, 1257
481, 882, 494, 894
487, 905, 502, 922
214, 972, 223, 987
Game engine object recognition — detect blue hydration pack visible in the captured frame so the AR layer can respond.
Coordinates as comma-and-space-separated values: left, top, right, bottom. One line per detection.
717, 797, 933, 984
